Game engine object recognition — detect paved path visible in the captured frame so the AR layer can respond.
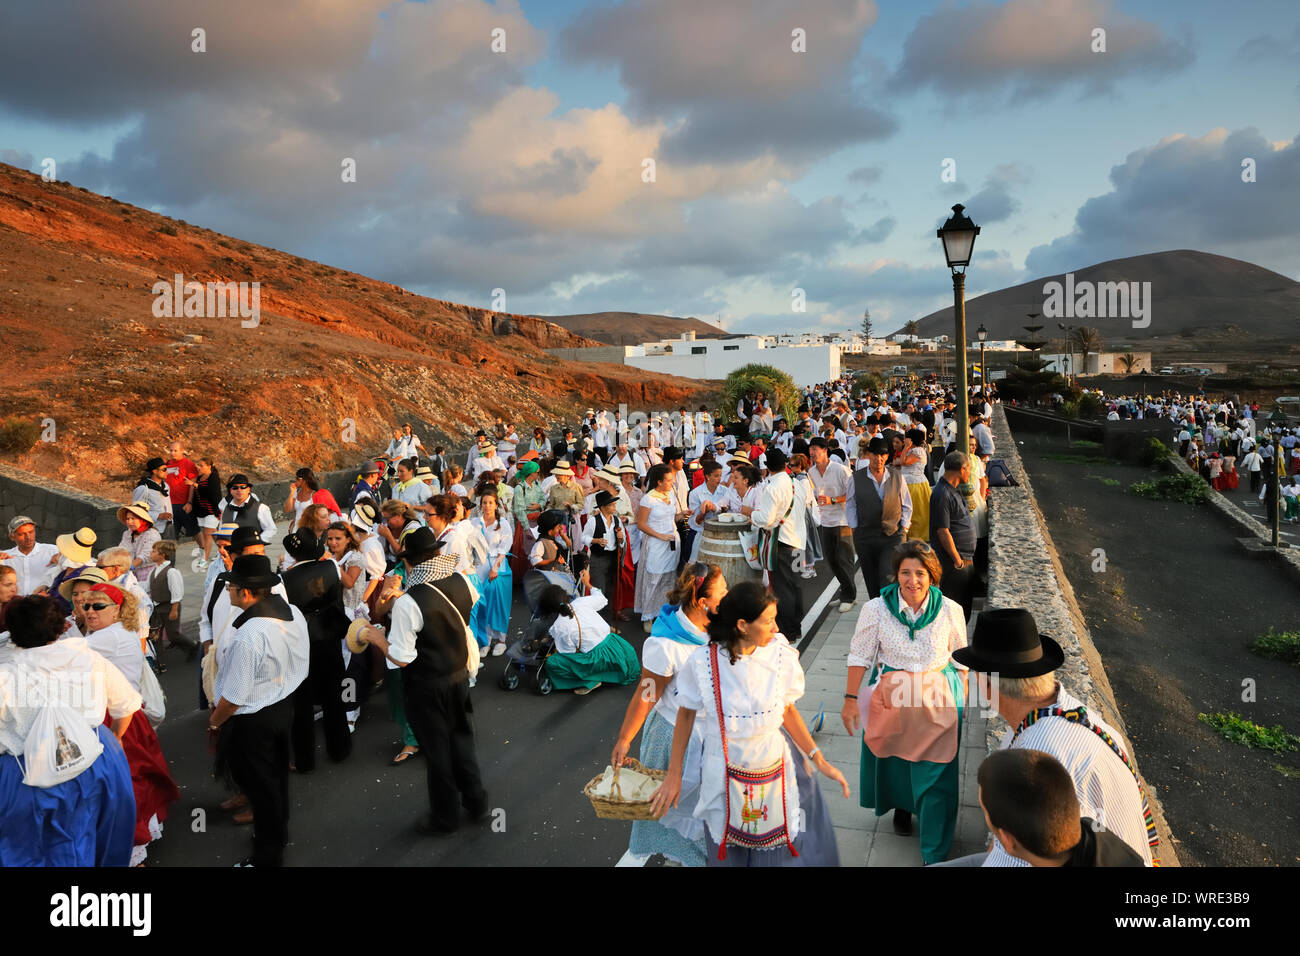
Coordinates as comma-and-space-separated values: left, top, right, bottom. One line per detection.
795, 582, 992, 867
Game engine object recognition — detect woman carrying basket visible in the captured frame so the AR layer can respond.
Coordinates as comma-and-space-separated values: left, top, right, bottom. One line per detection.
649, 582, 849, 866
609, 563, 726, 866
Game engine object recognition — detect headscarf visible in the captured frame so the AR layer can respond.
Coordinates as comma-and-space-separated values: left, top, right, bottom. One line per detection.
517, 461, 539, 479
88, 582, 126, 606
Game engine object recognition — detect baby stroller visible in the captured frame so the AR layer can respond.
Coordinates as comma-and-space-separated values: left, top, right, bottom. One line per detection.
498, 557, 587, 696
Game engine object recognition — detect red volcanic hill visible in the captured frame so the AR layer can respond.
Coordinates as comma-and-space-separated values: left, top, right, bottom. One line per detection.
0, 162, 710, 499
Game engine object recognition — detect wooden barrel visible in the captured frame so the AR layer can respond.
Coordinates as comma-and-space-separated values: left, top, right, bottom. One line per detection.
697, 516, 762, 587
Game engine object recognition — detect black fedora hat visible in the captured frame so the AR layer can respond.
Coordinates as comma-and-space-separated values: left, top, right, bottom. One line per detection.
229, 526, 264, 553
283, 530, 324, 562
226, 554, 281, 590
399, 526, 443, 565
952, 608, 1064, 678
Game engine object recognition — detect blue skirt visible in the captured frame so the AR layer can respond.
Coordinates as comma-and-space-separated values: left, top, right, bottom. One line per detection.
471, 562, 513, 647
0, 724, 137, 867
703, 730, 840, 867
628, 710, 707, 866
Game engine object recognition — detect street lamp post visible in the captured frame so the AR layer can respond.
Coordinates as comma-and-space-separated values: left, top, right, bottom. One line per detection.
1058, 322, 1076, 386
977, 323, 988, 396
937, 204, 980, 458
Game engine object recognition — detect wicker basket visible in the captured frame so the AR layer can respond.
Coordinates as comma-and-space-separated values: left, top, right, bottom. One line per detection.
583, 759, 667, 821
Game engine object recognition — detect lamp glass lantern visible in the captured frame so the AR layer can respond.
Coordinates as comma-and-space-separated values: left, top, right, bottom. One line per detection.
937, 203, 980, 271
977, 324, 987, 342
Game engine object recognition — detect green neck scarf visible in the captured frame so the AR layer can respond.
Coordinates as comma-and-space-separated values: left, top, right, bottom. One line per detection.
880, 582, 944, 640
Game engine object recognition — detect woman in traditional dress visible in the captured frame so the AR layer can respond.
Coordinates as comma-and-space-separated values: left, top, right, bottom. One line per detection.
649, 582, 848, 866
510, 461, 546, 578
611, 563, 725, 866
529, 427, 552, 460
841, 540, 967, 864
0, 595, 138, 866
539, 584, 639, 696
635, 465, 680, 634
79, 582, 180, 865
899, 428, 930, 542
722, 464, 760, 517
470, 488, 512, 657
117, 501, 161, 585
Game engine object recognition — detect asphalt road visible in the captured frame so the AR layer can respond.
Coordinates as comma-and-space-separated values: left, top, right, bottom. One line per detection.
146, 543, 839, 866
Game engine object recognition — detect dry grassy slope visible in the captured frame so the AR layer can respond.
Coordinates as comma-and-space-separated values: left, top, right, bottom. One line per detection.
537, 311, 727, 346
0, 162, 708, 499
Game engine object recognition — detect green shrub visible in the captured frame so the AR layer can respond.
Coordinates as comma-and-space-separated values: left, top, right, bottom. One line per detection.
1141, 437, 1171, 467
1128, 473, 1208, 504
1198, 712, 1300, 753
721, 364, 799, 423
0, 418, 41, 452
155, 224, 178, 236
1077, 393, 1105, 418
1252, 628, 1300, 668
1060, 399, 1080, 418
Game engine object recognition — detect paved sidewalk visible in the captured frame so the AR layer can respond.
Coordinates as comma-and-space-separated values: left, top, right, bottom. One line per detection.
796, 588, 992, 867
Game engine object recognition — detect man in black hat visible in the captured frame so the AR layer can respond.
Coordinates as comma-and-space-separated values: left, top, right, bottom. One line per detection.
208, 554, 309, 867
281, 531, 353, 771
360, 529, 489, 835
846, 436, 913, 599
219, 473, 278, 544
349, 461, 384, 509
132, 457, 173, 538
941, 608, 1155, 867
582, 490, 623, 602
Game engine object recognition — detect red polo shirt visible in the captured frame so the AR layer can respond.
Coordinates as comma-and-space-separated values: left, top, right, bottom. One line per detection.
164, 457, 199, 504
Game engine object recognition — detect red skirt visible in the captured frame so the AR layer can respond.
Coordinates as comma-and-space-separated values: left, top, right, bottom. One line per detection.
510, 518, 535, 581
613, 542, 637, 615
105, 712, 180, 847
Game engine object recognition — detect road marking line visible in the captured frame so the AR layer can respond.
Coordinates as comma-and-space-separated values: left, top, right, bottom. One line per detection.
801, 577, 842, 640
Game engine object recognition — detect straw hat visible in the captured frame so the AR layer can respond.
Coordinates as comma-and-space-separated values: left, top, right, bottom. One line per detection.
56, 527, 97, 565
117, 501, 154, 527
59, 565, 110, 602
728, 452, 752, 466
345, 618, 374, 655
596, 465, 621, 484
618, 463, 638, 476
477, 440, 495, 454
552, 462, 574, 478
351, 500, 379, 533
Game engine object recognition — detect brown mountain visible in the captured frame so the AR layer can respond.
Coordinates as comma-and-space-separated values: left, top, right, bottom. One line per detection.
0, 162, 709, 500
534, 311, 726, 346
908, 250, 1300, 344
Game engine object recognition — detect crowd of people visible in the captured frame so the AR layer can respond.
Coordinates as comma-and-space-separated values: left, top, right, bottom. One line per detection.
0, 375, 1158, 867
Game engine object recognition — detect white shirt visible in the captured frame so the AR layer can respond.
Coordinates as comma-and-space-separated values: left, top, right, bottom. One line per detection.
550, 592, 612, 654
147, 562, 185, 604
688, 481, 730, 534
675, 638, 805, 845
386, 573, 481, 666
214, 601, 310, 715
0, 542, 60, 596
0, 638, 141, 756
847, 595, 966, 672
86, 621, 147, 694
845, 466, 914, 532
985, 686, 1154, 868
217, 495, 278, 544
471, 455, 505, 481
643, 616, 705, 726
750, 471, 807, 549
807, 459, 853, 527
200, 576, 290, 647
581, 510, 624, 553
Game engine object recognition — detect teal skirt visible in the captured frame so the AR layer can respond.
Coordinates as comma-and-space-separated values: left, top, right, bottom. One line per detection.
858, 662, 963, 865
544, 632, 640, 691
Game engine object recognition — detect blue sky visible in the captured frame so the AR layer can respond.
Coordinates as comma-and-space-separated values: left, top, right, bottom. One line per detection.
1, 0, 1296, 336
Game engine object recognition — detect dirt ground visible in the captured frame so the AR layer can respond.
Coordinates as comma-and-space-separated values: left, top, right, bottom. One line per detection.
1018, 430, 1300, 867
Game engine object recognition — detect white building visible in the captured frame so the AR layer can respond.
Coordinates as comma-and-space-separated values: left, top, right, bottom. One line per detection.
623, 332, 840, 386
1039, 351, 1153, 376
965, 340, 1026, 352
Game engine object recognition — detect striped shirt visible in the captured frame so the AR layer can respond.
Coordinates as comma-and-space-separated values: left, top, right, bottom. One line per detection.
984, 686, 1154, 867
214, 598, 309, 716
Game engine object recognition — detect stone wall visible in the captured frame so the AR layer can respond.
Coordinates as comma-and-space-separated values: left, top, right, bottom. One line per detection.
986, 405, 1181, 864
544, 346, 628, 365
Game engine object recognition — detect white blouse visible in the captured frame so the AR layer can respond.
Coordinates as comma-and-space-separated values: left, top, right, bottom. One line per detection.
675, 639, 806, 845
86, 621, 146, 693
549, 592, 611, 654
333, 550, 369, 612
638, 492, 679, 575
847, 595, 968, 674
642, 612, 705, 727
0, 638, 141, 756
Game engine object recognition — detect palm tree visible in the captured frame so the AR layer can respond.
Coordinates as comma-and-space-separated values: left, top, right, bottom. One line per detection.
904, 319, 920, 340
1071, 327, 1103, 374
1118, 352, 1138, 374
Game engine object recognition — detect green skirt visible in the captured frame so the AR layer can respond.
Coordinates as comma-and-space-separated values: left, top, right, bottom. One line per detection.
545, 632, 641, 691
858, 663, 963, 865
